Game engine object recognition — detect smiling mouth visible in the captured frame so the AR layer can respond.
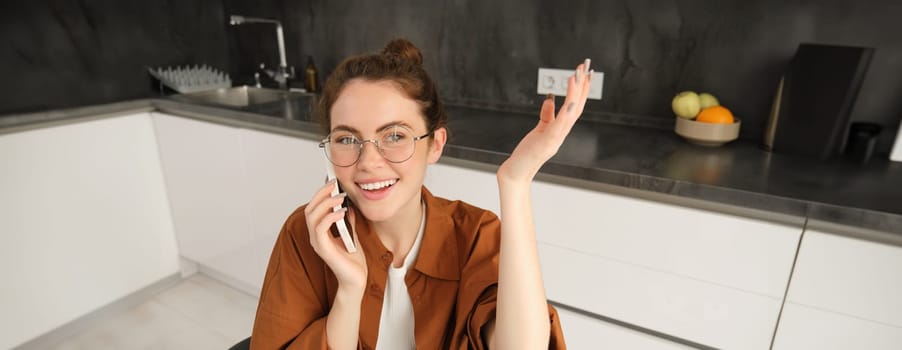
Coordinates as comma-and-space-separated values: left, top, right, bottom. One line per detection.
357, 179, 398, 191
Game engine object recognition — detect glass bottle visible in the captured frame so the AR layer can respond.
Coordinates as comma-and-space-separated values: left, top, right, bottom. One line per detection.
304, 56, 318, 93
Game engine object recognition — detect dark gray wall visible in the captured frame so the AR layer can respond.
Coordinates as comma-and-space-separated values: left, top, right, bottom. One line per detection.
250, 0, 901, 153
3, 0, 901, 153
223, 0, 307, 87
0, 0, 229, 114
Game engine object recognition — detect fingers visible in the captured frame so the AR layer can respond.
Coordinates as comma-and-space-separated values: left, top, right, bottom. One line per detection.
312, 207, 348, 243
306, 180, 339, 216
306, 182, 346, 223
562, 74, 583, 112
537, 94, 556, 131
561, 64, 588, 110
583, 59, 593, 91
306, 180, 350, 250
552, 60, 592, 134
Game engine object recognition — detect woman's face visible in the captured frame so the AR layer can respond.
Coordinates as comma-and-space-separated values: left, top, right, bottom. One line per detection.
329, 79, 446, 223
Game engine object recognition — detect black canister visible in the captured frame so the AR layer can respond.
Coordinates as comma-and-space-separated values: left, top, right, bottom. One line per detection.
845, 122, 882, 163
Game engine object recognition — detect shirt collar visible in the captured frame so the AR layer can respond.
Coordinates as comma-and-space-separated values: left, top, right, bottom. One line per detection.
413, 187, 461, 280
352, 187, 461, 281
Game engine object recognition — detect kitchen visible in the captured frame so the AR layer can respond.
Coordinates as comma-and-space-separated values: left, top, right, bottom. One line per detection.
2, 0, 902, 349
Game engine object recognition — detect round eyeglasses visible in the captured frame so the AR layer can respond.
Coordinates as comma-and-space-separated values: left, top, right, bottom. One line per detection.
319, 125, 433, 167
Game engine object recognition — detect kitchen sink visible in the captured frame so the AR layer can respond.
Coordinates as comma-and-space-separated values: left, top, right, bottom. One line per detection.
171, 86, 312, 107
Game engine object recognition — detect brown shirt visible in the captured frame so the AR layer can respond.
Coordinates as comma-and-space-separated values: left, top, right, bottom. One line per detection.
250, 187, 566, 349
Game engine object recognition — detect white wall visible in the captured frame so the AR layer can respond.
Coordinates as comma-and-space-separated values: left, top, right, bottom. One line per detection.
0, 114, 180, 349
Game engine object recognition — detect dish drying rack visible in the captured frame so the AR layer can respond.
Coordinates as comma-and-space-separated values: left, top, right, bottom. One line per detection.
148, 65, 231, 93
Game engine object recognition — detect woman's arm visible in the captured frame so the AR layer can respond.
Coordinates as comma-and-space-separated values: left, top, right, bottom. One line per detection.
251, 182, 367, 350
325, 287, 364, 350
492, 60, 592, 349
306, 181, 368, 350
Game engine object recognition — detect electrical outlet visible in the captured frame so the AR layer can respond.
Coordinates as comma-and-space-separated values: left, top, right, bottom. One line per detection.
537, 67, 603, 100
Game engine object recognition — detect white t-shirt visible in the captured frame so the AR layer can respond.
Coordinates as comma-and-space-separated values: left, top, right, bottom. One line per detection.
375, 206, 426, 350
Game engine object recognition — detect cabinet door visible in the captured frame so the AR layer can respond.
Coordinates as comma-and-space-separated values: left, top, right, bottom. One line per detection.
424, 163, 499, 215
557, 307, 693, 349
773, 229, 902, 349
234, 128, 323, 294
531, 180, 801, 349
0, 113, 179, 349
539, 242, 782, 349
241, 128, 323, 242
531, 180, 801, 298
424, 161, 802, 349
773, 303, 902, 349
151, 113, 253, 269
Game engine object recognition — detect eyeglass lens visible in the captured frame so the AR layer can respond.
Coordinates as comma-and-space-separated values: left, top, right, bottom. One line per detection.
324, 125, 418, 166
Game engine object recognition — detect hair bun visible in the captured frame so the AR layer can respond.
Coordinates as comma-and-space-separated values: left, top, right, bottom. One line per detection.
382, 39, 423, 66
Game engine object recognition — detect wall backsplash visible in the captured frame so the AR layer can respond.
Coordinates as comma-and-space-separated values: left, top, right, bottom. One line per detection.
0, 0, 229, 115
278, 0, 902, 153
3, 0, 901, 153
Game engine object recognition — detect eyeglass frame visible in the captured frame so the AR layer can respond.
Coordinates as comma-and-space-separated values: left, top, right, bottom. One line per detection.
318, 127, 434, 167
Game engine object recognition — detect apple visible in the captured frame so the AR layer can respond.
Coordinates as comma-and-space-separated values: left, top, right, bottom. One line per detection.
672, 91, 700, 119
699, 93, 720, 109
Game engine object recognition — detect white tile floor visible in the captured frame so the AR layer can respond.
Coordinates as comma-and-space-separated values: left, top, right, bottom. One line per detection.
48, 274, 257, 350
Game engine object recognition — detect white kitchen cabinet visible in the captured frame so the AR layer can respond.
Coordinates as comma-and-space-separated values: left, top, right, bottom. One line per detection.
773, 228, 902, 348
241, 128, 322, 243
0, 113, 180, 349
425, 160, 802, 349
424, 163, 500, 215
772, 302, 902, 349
152, 112, 324, 295
220, 127, 323, 294
556, 307, 693, 349
532, 181, 802, 349
539, 242, 781, 349
531, 180, 801, 298
151, 113, 254, 277
783, 229, 902, 326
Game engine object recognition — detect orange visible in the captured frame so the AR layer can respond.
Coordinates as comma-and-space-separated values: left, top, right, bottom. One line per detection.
695, 105, 735, 123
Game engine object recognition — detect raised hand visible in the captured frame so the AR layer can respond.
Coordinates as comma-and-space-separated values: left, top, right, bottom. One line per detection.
498, 59, 592, 184
304, 180, 367, 291
493, 59, 592, 348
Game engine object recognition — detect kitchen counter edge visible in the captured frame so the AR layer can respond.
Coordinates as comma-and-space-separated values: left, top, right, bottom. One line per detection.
2, 98, 899, 244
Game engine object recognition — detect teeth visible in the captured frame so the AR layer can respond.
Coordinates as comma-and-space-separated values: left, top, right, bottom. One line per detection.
359, 179, 397, 191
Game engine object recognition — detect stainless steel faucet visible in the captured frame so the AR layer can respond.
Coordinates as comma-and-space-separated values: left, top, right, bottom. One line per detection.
229, 15, 295, 89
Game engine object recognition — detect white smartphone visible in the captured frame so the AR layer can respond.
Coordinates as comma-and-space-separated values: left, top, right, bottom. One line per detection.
325, 159, 357, 253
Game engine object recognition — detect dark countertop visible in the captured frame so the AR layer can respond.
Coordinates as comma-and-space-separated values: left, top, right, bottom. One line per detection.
443, 106, 902, 234
3, 95, 900, 236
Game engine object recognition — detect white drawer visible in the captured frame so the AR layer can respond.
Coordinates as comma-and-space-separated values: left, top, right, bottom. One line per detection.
540, 243, 782, 350
532, 180, 801, 298
773, 302, 902, 349
787, 229, 902, 327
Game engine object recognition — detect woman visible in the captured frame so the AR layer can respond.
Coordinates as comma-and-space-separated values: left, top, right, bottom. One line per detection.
251, 39, 592, 349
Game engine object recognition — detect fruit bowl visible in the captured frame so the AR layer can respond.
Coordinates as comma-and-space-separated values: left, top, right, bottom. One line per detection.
674, 117, 741, 147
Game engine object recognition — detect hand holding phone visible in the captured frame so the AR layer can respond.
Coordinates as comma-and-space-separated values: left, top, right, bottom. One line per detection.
325, 160, 357, 253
